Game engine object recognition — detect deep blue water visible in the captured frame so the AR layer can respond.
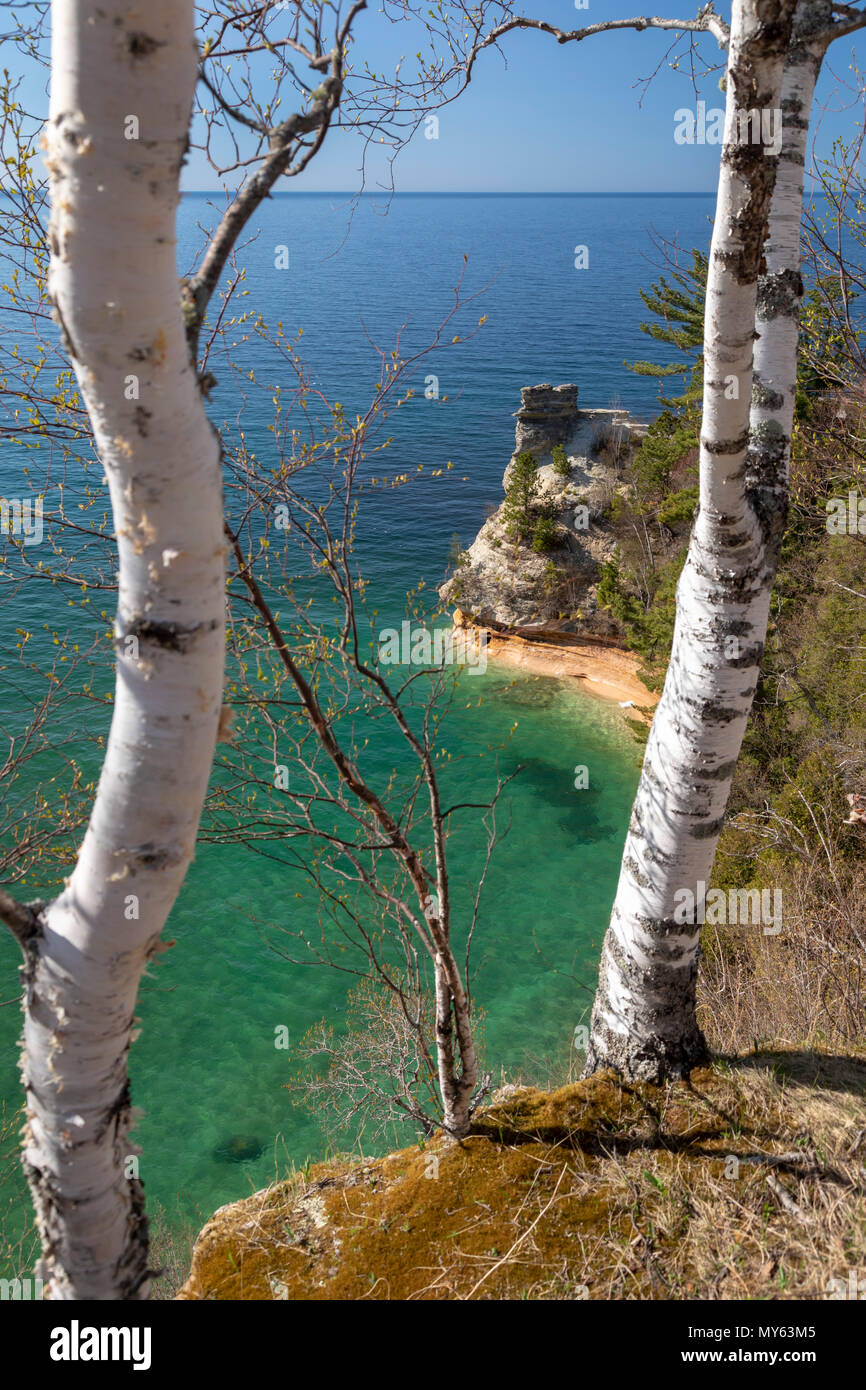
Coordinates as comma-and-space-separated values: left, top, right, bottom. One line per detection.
187, 191, 716, 581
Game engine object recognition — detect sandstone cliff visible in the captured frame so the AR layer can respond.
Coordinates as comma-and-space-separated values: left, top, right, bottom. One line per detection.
439, 383, 647, 643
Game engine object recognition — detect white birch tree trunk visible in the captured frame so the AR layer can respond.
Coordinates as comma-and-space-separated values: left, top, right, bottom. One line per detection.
750, 1, 829, 488
17, 1, 224, 1298
585, 0, 797, 1082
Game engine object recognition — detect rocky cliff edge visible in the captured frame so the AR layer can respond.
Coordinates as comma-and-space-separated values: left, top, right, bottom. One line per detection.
439, 383, 647, 643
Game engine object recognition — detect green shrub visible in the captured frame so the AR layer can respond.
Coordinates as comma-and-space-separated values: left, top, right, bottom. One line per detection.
551, 444, 571, 479
531, 515, 558, 552
657, 486, 699, 527
632, 412, 698, 498
503, 451, 539, 541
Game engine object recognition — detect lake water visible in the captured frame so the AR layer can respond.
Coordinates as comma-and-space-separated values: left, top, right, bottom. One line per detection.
0, 192, 717, 1246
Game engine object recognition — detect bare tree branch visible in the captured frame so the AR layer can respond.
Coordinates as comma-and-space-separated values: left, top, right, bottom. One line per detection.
465, 5, 730, 83
0, 888, 43, 950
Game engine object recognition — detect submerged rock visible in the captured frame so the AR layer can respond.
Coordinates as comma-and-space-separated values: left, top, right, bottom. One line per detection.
213, 1134, 264, 1164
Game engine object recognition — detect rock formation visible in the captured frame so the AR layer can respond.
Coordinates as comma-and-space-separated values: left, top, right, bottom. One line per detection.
512, 382, 579, 455
439, 384, 647, 642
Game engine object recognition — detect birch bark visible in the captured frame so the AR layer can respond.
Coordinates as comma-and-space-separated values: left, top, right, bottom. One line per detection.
17, 0, 224, 1298
749, 1, 830, 492
585, 0, 797, 1082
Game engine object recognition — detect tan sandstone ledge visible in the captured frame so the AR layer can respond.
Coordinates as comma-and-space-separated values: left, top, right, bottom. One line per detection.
453, 611, 659, 715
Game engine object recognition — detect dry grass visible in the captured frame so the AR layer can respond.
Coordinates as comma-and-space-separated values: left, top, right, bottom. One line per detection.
177, 1050, 866, 1300
148, 1201, 204, 1301
699, 858, 866, 1055
590, 418, 630, 472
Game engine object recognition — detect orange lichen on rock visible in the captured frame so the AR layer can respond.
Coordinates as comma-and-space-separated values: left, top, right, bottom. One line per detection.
177, 1056, 866, 1301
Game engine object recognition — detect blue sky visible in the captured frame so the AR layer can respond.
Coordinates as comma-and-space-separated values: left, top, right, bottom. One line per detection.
182, 1, 866, 194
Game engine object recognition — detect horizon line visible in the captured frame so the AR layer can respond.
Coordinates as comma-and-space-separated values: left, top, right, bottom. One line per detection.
179, 189, 719, 198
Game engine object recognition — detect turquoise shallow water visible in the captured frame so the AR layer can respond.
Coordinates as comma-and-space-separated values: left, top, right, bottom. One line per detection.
0, 662, 640, 1239
1, 192, 717, 1247
136, 667, 639, 1222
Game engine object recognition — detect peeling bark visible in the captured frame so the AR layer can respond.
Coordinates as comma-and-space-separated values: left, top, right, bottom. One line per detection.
585, 0, 797, 1084
18, 0, 225, 1299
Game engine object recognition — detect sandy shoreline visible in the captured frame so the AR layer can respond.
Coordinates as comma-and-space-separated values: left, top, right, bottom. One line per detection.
482, 630, 659, 713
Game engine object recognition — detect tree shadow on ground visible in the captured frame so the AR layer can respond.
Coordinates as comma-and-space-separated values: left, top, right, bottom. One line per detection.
726, 1048, 866, 1096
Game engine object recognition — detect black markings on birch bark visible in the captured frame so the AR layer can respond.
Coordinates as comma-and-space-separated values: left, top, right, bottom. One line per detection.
703, 432, 751, 454
756, 265, 804, 318
119, 616, 219, 653
127, 34, 164, 59
752, 376, 785, 410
